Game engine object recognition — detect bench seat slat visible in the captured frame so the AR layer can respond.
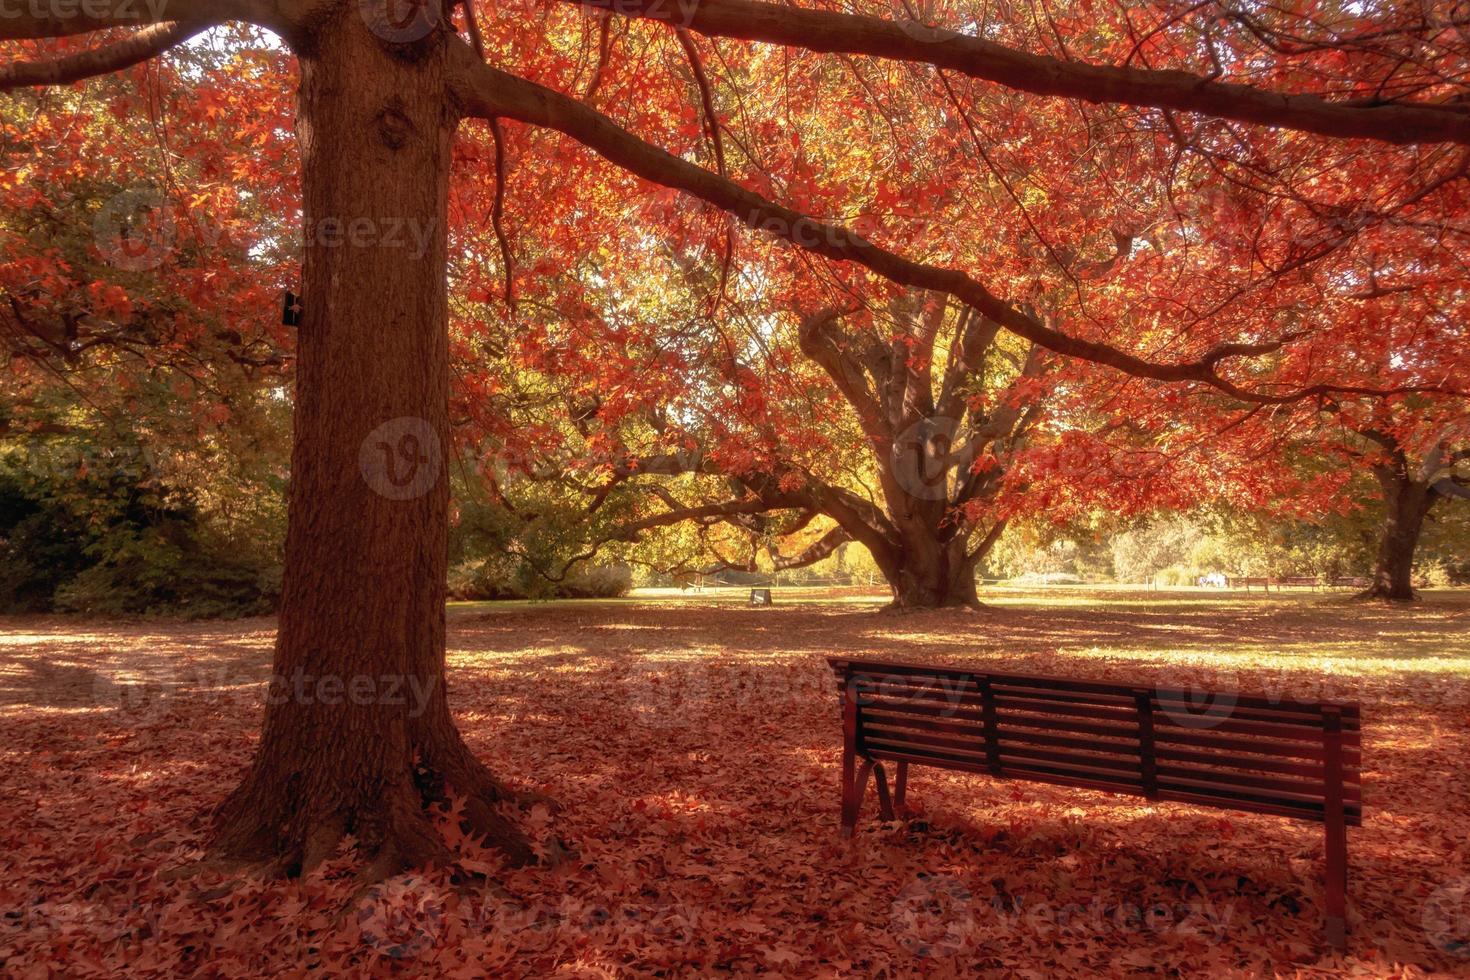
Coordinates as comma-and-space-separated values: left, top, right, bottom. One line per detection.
862, 737, 990, 766
998, 758, 1144, 790
853, 681, 1134, 714
993, 712, 1146, 742
1156, 777, 1364, 824
858, 700, 987, 723
863, 740, 1143, 785
1157, 763, 1361, 803
1153, 788, 1363, 826
860, 691, 1143, 726
867, 746, 1144, 794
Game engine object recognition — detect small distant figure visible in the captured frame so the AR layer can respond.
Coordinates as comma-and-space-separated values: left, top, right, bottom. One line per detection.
1198, 572, 1227, 589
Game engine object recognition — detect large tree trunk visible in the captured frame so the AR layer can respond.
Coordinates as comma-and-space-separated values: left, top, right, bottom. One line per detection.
1362, 474, 1434, 603
885, 536, 983, 610
211, 11, 533, 876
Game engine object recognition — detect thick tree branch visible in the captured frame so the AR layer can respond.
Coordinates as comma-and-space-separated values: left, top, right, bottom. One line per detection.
1433, 477, 1470, 501
0, 21, 201, 87
936, 306, 1000, 421
797, 309, 888, 441
0, 0, 281, 40
967, 518, 1007, 563
564, 0, 1470, 145
770, 524, 851, 569
612, 497, 792, 538
451, 47, 1437, 404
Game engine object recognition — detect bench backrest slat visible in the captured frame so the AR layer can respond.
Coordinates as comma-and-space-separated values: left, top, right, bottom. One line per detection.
831, 657, 1359, 718
830, 657, 1362, 827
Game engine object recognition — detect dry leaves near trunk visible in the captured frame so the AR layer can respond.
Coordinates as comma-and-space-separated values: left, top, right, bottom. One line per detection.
1, 591, 1467, 976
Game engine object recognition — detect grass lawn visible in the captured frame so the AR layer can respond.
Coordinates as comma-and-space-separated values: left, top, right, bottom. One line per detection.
2, 588, 1467, 976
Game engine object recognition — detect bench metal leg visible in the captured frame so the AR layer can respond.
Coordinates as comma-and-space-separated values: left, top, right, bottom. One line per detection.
1325, 821, 1347, 951
843, 759, 875, 837
873, 762, 894, 821
894, 761, 908, 810
1323, 708, 1348, 952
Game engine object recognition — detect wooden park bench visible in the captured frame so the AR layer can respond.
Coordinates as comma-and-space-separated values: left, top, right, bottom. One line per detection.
1277, 576, 1320, 590
827, 657, 1362, 950
1232, 575, 1273, 592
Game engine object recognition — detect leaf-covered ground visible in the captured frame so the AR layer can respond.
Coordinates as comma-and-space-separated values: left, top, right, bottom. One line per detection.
2, 587, 1468, 977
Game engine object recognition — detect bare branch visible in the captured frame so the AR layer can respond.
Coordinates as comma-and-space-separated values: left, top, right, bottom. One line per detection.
563, 0, 1470, 145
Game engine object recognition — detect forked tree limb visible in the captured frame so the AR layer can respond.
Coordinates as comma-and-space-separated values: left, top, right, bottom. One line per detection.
0, 22, 201, 88
560, 0, 1470, 145
448, 43, 1463, 404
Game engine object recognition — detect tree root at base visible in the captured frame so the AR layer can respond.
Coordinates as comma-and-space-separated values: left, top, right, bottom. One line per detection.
205, 749, 566, 890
